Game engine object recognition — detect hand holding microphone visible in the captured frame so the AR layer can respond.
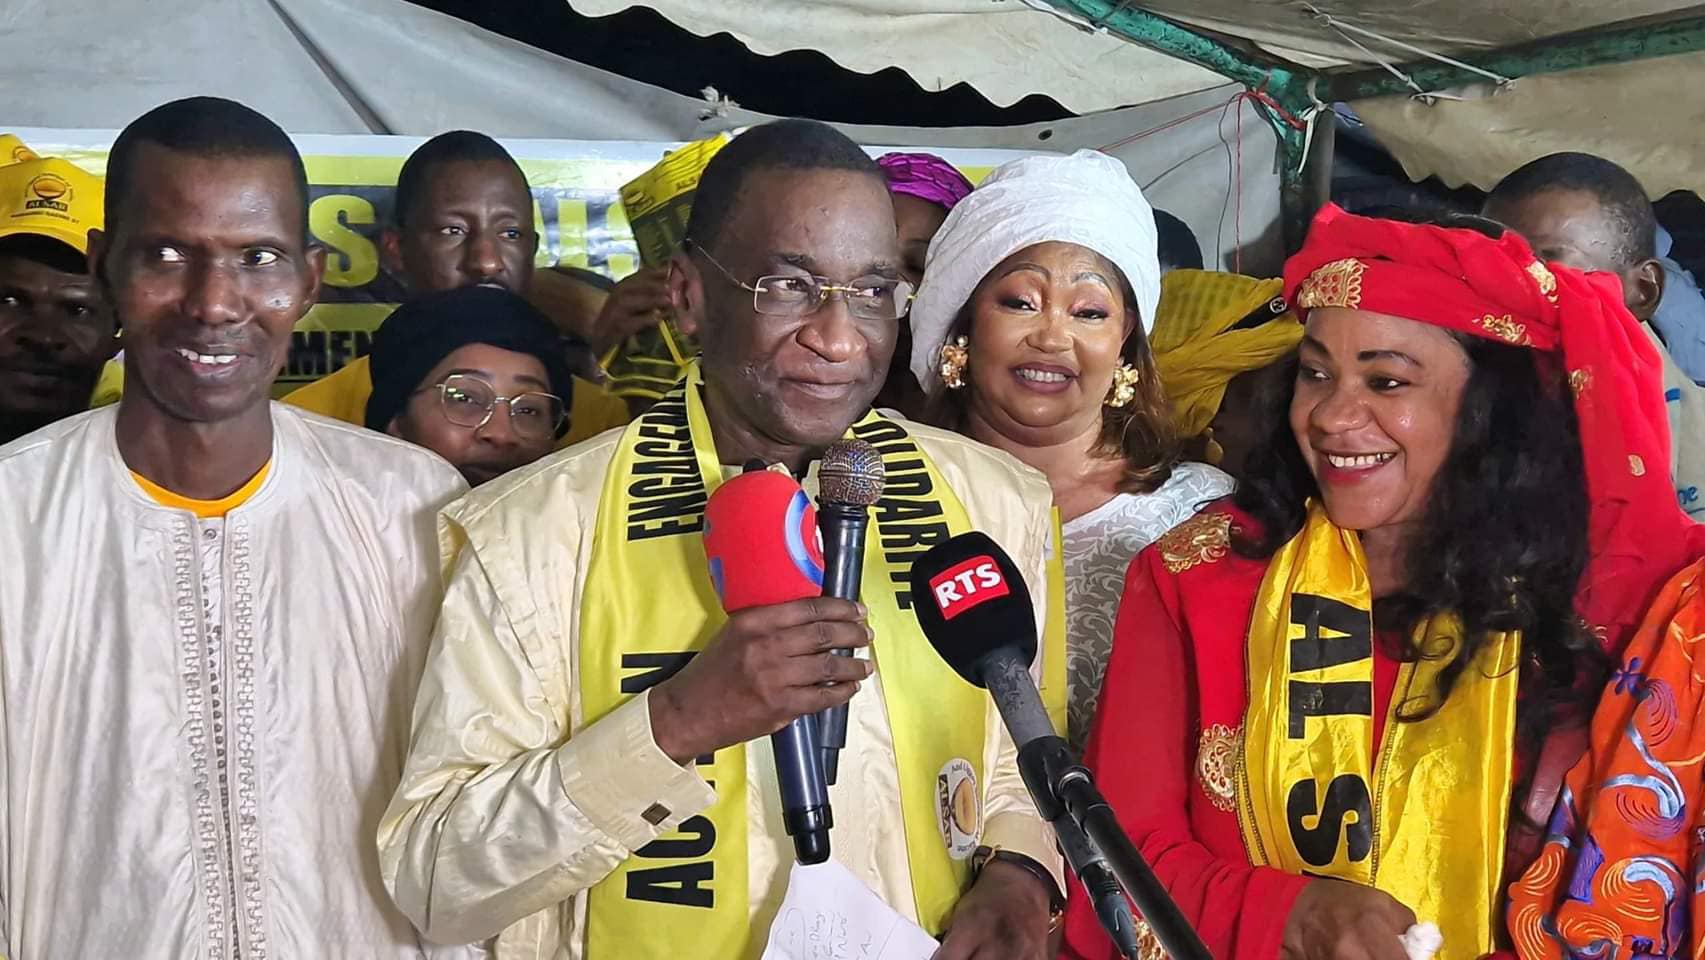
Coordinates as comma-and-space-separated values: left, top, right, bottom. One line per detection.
648, 598, 873, 765
648, 464, 871, 864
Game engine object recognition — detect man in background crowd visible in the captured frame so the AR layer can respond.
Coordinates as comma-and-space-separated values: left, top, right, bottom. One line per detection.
1484, 152, 1705, 518
0, 96, 470, 957
1654, 220, 1705, 384
366, 284, 575, 486
284, 130, 629, 445
0, 142, 116, 443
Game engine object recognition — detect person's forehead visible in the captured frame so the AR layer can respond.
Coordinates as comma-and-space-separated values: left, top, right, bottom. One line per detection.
1503, 187, 1609, 232
428, 341, 550, 380
722, 167, 895, 259
122, 143, 303, 237
891, 192, 948, 235
1304, 306, 1462, 354
0, 250, 89, 286
422, 160, 530, 207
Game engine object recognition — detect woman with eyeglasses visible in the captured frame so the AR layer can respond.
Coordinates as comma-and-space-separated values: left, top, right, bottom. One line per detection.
909, 150, 1234, 752
364, 285, 577, 487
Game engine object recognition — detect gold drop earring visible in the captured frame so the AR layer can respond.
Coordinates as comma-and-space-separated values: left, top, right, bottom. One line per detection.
938, 336, 969, 390
1106, 363, 1140, 408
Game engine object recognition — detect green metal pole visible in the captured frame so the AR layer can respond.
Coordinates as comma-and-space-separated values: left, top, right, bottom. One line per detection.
1281, 110, 1336, 253
1036, 0, 1332, 253
1327, 13, 1705, 101
1035, 0, 1317, 117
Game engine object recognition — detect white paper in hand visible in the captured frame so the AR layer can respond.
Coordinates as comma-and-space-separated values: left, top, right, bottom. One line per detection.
1399, 922, 1443, 960
760, 858, 941, 960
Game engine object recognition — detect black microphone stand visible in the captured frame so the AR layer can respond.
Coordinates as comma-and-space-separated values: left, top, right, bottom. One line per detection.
1018, 737, 1213, 960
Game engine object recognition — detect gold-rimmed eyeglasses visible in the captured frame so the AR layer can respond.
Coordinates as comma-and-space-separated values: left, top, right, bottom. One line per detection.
418, 373, 565, 441
690, 243, 914, 321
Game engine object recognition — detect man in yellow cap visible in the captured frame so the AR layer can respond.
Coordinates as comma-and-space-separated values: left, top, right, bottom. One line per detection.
0, 139, 117, 444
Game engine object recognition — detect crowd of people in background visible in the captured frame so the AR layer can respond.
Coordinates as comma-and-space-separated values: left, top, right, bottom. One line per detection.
4, 93, 1705, 960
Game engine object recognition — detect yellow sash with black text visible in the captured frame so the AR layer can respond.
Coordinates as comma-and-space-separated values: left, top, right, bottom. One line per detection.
578, 362, 992, 958
1237, 503, 1519, 960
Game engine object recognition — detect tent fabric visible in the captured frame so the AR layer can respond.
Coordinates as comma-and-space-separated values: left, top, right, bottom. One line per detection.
1139, 1, 1695, 66
1351, 52, 1705, 202
0, 0, 1284, 272
562, 0, 1705, 209
0, 0, 721, 137
566, 0, 1228, 114
568, 0, 1700, 99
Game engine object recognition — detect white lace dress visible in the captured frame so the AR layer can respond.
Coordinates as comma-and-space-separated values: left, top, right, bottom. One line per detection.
1060, 461, 1236, 750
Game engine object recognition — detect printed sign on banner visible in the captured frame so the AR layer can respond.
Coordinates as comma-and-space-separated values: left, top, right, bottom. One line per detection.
9, 129, 1023, 396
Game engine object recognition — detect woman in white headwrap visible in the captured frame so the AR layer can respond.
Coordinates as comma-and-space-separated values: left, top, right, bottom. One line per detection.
911, 150, 1233, 750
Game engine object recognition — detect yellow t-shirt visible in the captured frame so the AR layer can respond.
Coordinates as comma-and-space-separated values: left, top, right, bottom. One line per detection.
131, 461, 271, 519
281, 356, 629, 449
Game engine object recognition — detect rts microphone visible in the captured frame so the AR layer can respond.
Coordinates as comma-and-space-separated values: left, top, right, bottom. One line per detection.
909, 533, 1207, 960
703, 465, 833, 864
907, 533, 1049, 746
815, 439, 884, 784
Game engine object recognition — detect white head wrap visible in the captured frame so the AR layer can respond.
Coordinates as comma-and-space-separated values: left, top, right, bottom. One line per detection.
906, 149, 1161, 392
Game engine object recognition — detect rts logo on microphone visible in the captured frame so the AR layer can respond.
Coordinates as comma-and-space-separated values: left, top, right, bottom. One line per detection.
928, 556, 1009, 620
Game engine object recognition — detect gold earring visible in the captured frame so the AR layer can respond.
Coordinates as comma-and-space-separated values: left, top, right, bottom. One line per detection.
1106, 363, 1140, 408
939, 335, 969, 390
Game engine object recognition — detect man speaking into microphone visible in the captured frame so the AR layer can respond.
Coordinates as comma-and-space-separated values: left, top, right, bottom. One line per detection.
378, 120, 1064, 959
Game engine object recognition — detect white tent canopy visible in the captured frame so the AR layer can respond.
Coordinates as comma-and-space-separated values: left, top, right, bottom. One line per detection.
4, 0, 1702, 221
572, 0, 1705, 200
0, 0, 1285, 270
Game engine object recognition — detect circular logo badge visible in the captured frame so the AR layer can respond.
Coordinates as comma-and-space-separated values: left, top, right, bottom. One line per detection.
935, 758, 980, 860
783, 488, 825, 589
27, 173, 69, 202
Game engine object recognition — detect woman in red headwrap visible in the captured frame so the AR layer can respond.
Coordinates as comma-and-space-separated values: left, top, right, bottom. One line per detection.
1061, 206, 1700, 960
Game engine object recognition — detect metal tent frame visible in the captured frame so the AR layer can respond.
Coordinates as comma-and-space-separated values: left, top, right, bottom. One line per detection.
1039, 1, 1705, 249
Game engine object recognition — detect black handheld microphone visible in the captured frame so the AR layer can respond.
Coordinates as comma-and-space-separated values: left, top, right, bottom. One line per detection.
908, 532, 1210, 960
815, 439, 884, 785
703, 460, 832, 864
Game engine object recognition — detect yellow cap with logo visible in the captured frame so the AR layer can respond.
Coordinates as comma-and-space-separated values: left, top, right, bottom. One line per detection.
0, 136, 102, 256
0, 135, 39, 166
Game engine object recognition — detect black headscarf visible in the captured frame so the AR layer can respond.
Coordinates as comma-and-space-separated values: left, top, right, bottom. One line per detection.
364, 285, 576, 434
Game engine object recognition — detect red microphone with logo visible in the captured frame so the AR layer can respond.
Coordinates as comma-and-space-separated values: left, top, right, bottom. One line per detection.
703, 463, 834, 864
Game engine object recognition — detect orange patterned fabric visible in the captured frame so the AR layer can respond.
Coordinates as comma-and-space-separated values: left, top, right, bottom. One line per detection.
1509, 557, 1705, 958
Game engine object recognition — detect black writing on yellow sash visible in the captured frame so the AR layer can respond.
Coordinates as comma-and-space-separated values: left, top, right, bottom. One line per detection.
851, 419, 951, 610
1286, 775, 1373, 867
1284, 593, 1375, 867
628, 813, 717, 908
626, 392, 707, 542
620, 654, 713, 765
620, 653, 719, 908
1287, 594, 1372, 737
620, 653, 696, 694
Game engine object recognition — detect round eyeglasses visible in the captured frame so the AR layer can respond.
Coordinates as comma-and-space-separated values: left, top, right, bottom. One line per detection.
423, 373, 565, 442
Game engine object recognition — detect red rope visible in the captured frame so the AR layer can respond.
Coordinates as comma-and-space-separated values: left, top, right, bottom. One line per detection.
1094, 82, 1300, 275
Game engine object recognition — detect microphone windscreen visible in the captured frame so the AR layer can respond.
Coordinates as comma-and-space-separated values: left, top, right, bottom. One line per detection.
819, 438, 885, 507
704, 469, 825, 612
907, 531, 1037, 687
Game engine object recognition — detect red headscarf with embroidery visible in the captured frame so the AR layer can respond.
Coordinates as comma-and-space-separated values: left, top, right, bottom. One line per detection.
1282, 203, 1701, 652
